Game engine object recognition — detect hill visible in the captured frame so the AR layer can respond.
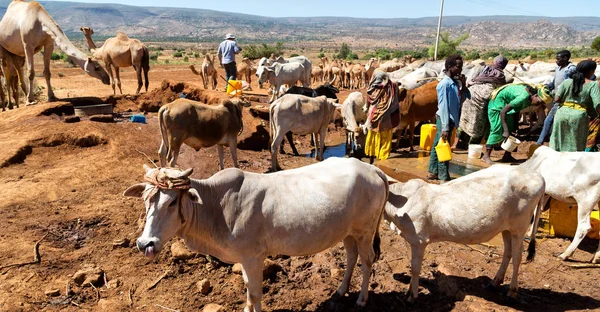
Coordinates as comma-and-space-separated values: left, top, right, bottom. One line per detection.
0, 0, 599, 49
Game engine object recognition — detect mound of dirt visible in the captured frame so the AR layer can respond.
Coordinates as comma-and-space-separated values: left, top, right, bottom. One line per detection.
135, 80, 229, 112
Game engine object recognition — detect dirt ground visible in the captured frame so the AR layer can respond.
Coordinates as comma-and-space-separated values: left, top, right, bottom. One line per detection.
1, 61, 599, 312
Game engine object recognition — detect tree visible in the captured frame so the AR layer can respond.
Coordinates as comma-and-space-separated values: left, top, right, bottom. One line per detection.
427, 32, 469, 59
592, 36, 600, 53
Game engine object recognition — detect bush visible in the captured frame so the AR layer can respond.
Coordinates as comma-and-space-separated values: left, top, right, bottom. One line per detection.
183, 56, 189, 62
592, 36, 600, 53
194, 52, 200, 58
317, 52, 325, 58
347, 52, 358, 60
164, 59, 170, 64
290, 53, 299, 57
466, 50, 480, 60
60, 52, 70, 62
51, 52, 61, 61
242, 42, 284, 59
173, 51, 183, 58
427, 32, 469, 59
150, 53, 159, 61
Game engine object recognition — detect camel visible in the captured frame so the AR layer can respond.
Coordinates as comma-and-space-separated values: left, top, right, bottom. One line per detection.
0, 45, 26, 111
237, 57, 256, 85
189, 55, 217, 90
0, 1, 110, 104
80, 26, 150, 95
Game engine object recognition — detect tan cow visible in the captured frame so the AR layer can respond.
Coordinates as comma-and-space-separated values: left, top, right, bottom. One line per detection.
158, 98, 251, 169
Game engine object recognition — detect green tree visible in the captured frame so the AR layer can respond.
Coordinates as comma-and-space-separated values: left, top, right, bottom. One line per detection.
337, 43, 351, 60
428, 32, 469, 59
592, 36, 600, 53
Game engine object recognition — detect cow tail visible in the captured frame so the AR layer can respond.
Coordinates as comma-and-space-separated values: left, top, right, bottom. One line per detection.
158, 106, 169, 167
372, 167, 389, 262
527, 181, 545, 262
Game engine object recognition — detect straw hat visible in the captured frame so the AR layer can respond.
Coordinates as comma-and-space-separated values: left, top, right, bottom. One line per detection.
225, 33, 235, 40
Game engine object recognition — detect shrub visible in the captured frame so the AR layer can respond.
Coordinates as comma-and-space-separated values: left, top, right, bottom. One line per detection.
317, 52, 325, 58
173, 51, 183, 58
427, 32, 469, 59
183, 56, 189, 62
290, 53, 299, 57
242, 42, 284, 59
466, 50, 480, 60
150, 53, 159, 61
592, 36, 600, 53
60, 52, 70, 62
50, 52, 61, 61
164, 59, 170, 64
194, 52, 200, 58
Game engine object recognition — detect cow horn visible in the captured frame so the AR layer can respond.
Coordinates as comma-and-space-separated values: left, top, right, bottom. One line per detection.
329, 74, 336, 85
179, 168, 193, 177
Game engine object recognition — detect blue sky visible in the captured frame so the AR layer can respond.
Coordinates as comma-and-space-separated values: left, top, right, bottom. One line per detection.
49, 0, 599, 18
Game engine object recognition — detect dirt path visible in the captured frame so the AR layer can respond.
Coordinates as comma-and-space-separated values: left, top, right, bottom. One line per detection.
0, 63, 599, 312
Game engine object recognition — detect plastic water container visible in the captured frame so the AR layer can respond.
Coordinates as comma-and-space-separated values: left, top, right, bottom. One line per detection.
435, 138, 452, 162
590, 211, 600, 240
501, 136, 521, 152
467, 144, 483, 158
130, 114, 146, 124
226, 80, 243, 97
419, 124, 437, 151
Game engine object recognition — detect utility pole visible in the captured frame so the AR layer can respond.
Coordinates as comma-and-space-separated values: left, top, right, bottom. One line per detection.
434, 0, 445, 61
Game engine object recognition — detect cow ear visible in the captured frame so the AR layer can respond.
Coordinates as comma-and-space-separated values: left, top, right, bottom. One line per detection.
143, 164, 153, 173
187, 188, 203, 204
124, 183, 146, 198
274, 63, 282, 76
397, 87, 408, 102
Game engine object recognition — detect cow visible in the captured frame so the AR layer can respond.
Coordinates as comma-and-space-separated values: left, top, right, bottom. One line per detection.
126, 157, 389, 311
521, 146, 600, 263
384, 164, 545, 302
269, 94, 339, 171
396, 67, 439, 90
257, 62, 307, 103
257, 55, 312, 88
157, 98, 251, 169
340, 92, 367, 156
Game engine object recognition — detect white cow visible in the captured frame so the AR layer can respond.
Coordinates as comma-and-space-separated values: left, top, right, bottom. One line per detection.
395, 67, 439, 90
269, 94, 339, 170
258, 62, 307, 103
384, 165, 545, 302
126, 157, 389, 311
340, 92, 367, 155
521, 146, 600, 263
387, 66, 415, 81
257, 55, 312, 87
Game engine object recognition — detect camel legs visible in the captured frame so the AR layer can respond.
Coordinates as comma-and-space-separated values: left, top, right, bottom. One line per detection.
134, 64, 143, 95
23, 42, 36, 105
105, 63, 116, 95
42, 42, 57, 102
114, 67, 123, 95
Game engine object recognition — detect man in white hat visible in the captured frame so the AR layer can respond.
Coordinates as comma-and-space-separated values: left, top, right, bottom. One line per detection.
217, 33, 242, 87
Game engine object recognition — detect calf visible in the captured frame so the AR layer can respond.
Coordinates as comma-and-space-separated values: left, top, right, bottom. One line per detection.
126, 157, 389, 311
158, 98, 251, 169
521, 146, 600, 263
257, 62, 307, 103
385, 165, 545, 302
269, 94, 339, 171
341, 92, 367, 156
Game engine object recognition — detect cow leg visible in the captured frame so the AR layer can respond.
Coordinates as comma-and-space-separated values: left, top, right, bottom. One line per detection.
337, 236, 358, 296
507, 232, 523, 299
241, 259, 264, 312
318, 129, 326, 161
158, 141, 167, 167
285, 131, 300, 156
490, 230, 512, 289
216, 145, 225, 170
167, 144, 181, 168
271, 132, 285, 171
408, 244, 425, 303
355, 235, 376, 307
229, 138, 239, 168
558, 199, 595, 261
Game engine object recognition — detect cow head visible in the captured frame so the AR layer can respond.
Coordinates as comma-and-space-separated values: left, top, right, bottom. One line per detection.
124, 165, 202, 259
258, 64, 277, 85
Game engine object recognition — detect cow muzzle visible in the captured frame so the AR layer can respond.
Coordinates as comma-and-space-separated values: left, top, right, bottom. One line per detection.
137, 238, 158, 259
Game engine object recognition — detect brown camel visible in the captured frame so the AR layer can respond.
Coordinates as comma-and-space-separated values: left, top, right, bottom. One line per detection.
0, 1, 110, 104
80, 26, 150, 95
237, 57, 256, 85
0, 45, 26, 111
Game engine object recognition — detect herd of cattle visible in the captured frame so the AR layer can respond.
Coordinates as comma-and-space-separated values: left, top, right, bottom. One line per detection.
146, 54, 600, 311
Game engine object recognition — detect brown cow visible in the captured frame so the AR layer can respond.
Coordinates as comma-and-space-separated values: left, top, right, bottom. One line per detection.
396, 80, 439, 151
158, 98, 251, 169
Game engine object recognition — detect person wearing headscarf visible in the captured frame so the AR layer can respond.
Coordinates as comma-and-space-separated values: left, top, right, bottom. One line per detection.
363, 69, 401, 163
455, 55, 509, 147
482, 84, 552, 165
427, 54, 470, 182
549, 60, 600, 151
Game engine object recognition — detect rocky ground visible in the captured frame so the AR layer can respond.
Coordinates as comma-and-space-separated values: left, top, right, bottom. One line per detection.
0, 62, 599, 312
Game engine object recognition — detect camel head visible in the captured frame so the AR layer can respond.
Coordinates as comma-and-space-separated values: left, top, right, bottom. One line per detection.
80, 26, 94, 36
84, 57, 110, 85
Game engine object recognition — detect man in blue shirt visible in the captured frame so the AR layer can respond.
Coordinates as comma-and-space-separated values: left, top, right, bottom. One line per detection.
217, 33, 242, 84
536, 50, 576, 145
428, 54, 470, 182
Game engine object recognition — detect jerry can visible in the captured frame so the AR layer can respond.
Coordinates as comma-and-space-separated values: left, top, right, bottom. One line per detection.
435, 138, 452, 162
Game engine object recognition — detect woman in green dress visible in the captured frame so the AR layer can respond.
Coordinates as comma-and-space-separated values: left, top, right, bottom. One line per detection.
482, 84, 552, 165
550, 60, 600, 152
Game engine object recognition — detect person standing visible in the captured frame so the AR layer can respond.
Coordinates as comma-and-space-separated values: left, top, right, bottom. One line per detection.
364, 69, 401, 163
217, 33, 242, 85
549, 60, 600, 151
427, 54, 470, 182
482, 84, 551, 165
536, 50, 577, 145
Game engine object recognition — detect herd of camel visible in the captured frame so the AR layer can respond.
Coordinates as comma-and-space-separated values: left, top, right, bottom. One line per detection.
0, 0, 149, 111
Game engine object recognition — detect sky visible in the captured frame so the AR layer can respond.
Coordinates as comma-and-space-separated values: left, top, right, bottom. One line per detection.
48, 0, 600, 18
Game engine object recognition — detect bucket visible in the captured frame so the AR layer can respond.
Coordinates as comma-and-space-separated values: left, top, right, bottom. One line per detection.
130, 114, 146, 124
590, 211, 600, 240
419, 124, 437, 151
226, 80, 243, 97
435, 138, 452, 162
467, 144, 483, 159
501, 136, 521, 152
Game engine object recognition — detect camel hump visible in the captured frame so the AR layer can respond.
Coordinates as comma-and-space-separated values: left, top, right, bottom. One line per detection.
116, 32, 130, 40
